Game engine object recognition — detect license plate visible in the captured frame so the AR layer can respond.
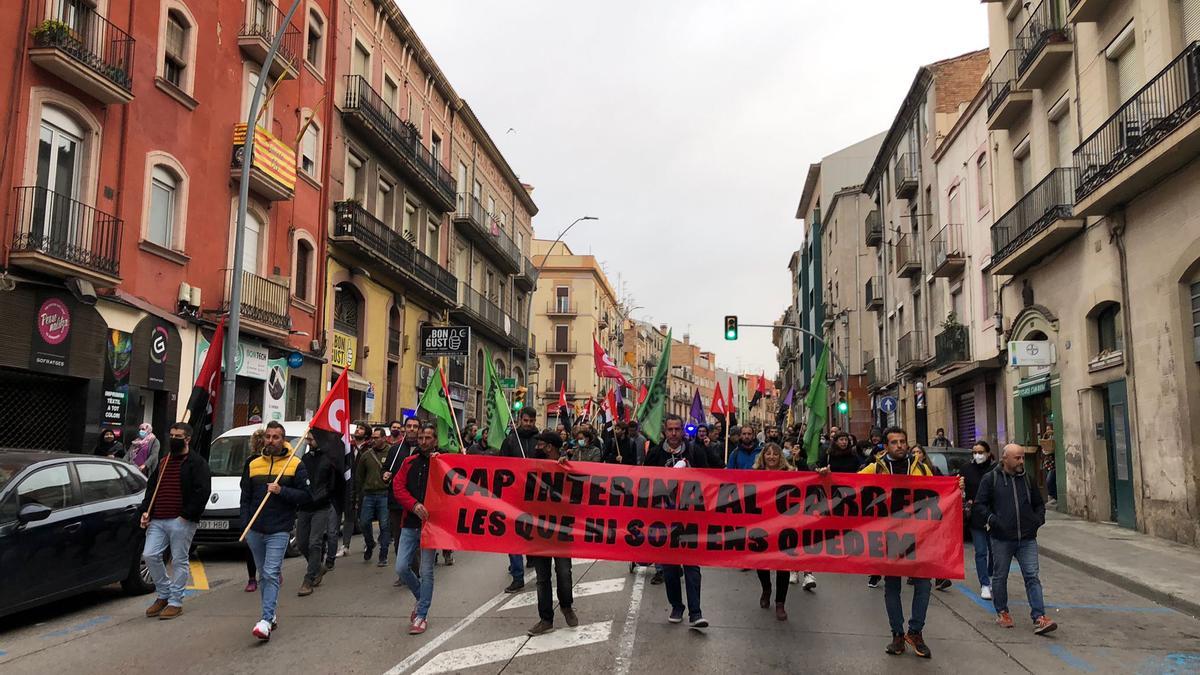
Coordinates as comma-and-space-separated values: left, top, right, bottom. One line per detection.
198, 519, 230, 530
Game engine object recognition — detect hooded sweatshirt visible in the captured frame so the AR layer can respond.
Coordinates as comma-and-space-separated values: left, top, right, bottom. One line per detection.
239, 444, 312, 535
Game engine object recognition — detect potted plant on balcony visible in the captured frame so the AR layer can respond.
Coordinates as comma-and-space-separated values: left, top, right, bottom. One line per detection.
31, 19, 72, 47
941, 312, 968, 360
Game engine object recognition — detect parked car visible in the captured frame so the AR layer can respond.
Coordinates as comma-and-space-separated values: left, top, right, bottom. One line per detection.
197, 421, 353, 557
922, 446, 974, 477
0, 450, 153, 618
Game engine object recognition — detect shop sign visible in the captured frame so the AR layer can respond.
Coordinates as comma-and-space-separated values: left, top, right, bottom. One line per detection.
30, 291, 72, 373
331, 332, 357, 369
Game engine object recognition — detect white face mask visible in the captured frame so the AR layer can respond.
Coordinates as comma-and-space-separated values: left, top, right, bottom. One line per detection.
973, 452, 988, 464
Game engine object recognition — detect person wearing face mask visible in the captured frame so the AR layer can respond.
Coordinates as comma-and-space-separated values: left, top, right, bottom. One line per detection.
974, 443, 1056, 636
139, 423, 212, 621
94, 428, 125, 458
960, 440, 997, 599
571, 428, 604, 462
129, 423, 161, 476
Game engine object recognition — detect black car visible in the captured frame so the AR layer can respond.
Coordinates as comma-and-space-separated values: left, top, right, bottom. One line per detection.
0, 450, 154, 618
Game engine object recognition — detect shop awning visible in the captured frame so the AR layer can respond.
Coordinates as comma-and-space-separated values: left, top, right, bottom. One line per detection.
334, 367, 372, 392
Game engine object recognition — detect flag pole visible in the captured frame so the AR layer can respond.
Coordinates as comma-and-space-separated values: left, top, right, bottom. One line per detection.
438, 361, 466, 453
140, 453, 171, 528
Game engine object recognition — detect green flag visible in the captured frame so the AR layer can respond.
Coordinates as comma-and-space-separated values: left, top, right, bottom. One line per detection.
635, 329, 672, 444
483, 348, 511, 451
801, 345, 830, 467
419, 365, 461, 452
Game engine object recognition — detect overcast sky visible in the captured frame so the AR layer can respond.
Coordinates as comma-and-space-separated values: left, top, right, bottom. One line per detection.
402, 0, 988, 378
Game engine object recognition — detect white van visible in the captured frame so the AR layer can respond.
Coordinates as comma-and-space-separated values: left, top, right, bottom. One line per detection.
194, 421, 319, 555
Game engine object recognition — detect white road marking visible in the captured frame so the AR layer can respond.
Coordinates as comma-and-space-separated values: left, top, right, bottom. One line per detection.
501, 577, 628, 610
412, 621, 613, 675
382, 586, 521, 675
613, 568, 647, 675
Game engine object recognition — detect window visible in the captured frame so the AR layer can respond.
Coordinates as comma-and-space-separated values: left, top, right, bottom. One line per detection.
286, 376, 307, 420
34, 108, 84, 242
16, 465, 76, 510
403, 200, 418, 240
982, 270, 994, 321
487, 196, 496, 222
164, 11, 188, 88
554, 362, 569, 390
1107, 23, 1140, 105
431, 132, 442, 163
300, 119, 320, 178
1049, 96, 1072, 169
947, 186, 961, 225
1096, 303, 1124, 354
243, 210, 262, 274
1185, 0, 1200, 44
456, 163, 468, 212
305, 9, 324, 70
426, 217, 439, 259
345, 151, 364, 201
554, 325, 568, 352
148, 166, 178, 248
377, 178, 394, 226
352, 40, 370, 79
383, 75, 399, 110
77, 462, 128, 503
555, 286, 570, 312
1190, 280, 1200, 362
294, 238, 313, 302
976, 154, 990, 211
1013, 137, 1032, 197
333, 283, 361, 335
242, 67, 266, 123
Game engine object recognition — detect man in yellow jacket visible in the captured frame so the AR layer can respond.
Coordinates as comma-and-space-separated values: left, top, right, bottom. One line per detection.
858, 426, 934, 659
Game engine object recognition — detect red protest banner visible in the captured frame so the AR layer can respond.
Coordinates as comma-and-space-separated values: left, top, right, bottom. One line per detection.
421, 454, 964, 578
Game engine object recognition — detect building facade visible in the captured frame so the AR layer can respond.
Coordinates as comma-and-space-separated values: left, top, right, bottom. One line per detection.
981, 0, 1200, 545
0, 0, 332, 451
531, 239, 619, 413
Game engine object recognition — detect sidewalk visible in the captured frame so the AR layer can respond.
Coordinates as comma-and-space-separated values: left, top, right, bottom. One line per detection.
1038, 510, 1200, 618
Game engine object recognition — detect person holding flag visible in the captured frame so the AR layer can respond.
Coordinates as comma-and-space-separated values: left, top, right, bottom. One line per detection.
240, 420, 311, 641
296, 370, 351, 595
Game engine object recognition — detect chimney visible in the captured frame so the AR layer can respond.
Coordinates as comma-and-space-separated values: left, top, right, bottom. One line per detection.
683, 334, 690, 344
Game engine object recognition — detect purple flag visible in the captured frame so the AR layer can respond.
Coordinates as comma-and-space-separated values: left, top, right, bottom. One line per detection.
689, 389, 705, 425
782, 386, 794, 408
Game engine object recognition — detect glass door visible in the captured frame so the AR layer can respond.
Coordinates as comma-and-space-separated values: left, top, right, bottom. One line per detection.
34, 110, 84, 247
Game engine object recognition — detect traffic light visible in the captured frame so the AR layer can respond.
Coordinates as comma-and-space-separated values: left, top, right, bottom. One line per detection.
836, 389, 849, 415
724, 315, 738, 340
512, 386, 527, 411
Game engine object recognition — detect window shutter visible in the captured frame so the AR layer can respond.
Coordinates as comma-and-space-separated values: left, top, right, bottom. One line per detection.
166, 18, 186, 63
1115, 42, 1141, 103
1183, 0, 1200, 45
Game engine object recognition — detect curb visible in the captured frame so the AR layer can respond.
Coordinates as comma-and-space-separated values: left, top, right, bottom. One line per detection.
1037, 543, 1200, 619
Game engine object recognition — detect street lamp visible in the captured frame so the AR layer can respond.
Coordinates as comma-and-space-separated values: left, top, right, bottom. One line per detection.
523, 216, 597, 402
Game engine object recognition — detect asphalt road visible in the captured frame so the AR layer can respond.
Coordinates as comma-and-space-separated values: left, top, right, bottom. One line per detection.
1, 538, 1199, 674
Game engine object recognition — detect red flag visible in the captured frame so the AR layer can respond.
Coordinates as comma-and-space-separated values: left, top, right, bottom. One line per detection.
637, 384, 649, 405
185, 317, 225, 459
556, 381, 568, 412
311, 369, 351, 481
710, 384, 726, 417
750, 371, 766, 409
582, 399, 593, 422
727, 378, 738, 424
593, 336, 631, 389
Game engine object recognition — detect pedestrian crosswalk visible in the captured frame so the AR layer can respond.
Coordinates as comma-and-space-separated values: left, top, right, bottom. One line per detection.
412, 621, 614, 675
500, 577, 627, 610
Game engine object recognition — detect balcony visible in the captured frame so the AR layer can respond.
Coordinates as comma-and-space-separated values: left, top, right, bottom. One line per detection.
931, 223, 965, 278
933, 325, 971, 370
238, 0, 300, 80
331, 200, 458, 307
546, 300, 578, 316
29, 1, 134, 105
897, 330, 927, 373
893, 152, 918, 199
865, 209, 882, 246
230, 124, 296, 202
1015, 0, 1073, 90
894, 233, 922, 278
452, 194, 521, 273
990, 167, 1082, 275
1073, 42, 1200, 216
342, 75, 456, 212
544, 340, 578, 356
514, 256, 539, 291
544, 380, 577, 397
451, 282, 527, 349
222, 269, 291, 336
8, 186, 121, 286
865, 276, 883, 311
987, 50, 1033, 130
1067, 0, 1108, 24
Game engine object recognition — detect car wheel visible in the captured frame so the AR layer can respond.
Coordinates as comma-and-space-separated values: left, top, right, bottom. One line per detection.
122, 547, 168, 595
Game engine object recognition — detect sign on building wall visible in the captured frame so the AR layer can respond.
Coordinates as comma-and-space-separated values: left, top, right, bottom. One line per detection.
1008, 341, 1055, 367
420, 325, 470, 358
331, 331, 358, 369
102, 330, 133, 431
30, 290, 73, 374
195, 335, 269, 380
264, 357, 289, 422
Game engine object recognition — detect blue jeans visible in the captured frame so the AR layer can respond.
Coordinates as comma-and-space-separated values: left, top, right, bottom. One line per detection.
509, 554, 525, 584
990, 537, 1046, 621
246, 530, 290, 622
142, 517, 197, 607
359, 493, 391, 557
662, 564, 702, 620
971, 527, 993, 587
884, 576, 931, 635
396, 527, 436, 619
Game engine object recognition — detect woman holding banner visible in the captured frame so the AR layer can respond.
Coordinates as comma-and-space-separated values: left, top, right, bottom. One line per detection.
752, 443, 795, 621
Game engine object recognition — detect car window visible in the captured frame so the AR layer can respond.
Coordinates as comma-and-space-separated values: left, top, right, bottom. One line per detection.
208, 435, 305, 477
77, 462, 128, 503
0, 492, 16, 524
115, 463, 146, 494
0, 460, 26, 491
17, 464, 76, 510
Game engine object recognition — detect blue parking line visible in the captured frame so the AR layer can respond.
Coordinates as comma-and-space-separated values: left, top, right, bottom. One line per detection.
1145, 652, 1200, 675
954, 584, 1172, 614
40, 615, 111, 638
1049, 644, 1095, 672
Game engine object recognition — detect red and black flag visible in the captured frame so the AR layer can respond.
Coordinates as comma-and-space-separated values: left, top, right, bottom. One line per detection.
749, 372, 766, 409
185, 317, 225, 459
311, 369, 351, 484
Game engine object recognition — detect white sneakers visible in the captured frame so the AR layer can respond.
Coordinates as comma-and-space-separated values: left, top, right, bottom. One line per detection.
789, 572, 800, 585
980, 585, 993, 600
253, 620, 272, 640
339, 544, 349, 558
802, 573, 817, 591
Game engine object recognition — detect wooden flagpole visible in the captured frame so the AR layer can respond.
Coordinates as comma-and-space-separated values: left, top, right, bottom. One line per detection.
438, 361, 466, 453
140, 453, 171, 528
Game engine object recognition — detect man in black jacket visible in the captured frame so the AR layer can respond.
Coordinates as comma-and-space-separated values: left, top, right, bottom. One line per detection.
974, 443, 1057, 635
500, 406, 540, 592
603, 421, 638, 465
140, 422, 212, 621
384, 417, 421, 557
526, 431, 578, 636
393, 424, 439, 635
296, 432, 338, 596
